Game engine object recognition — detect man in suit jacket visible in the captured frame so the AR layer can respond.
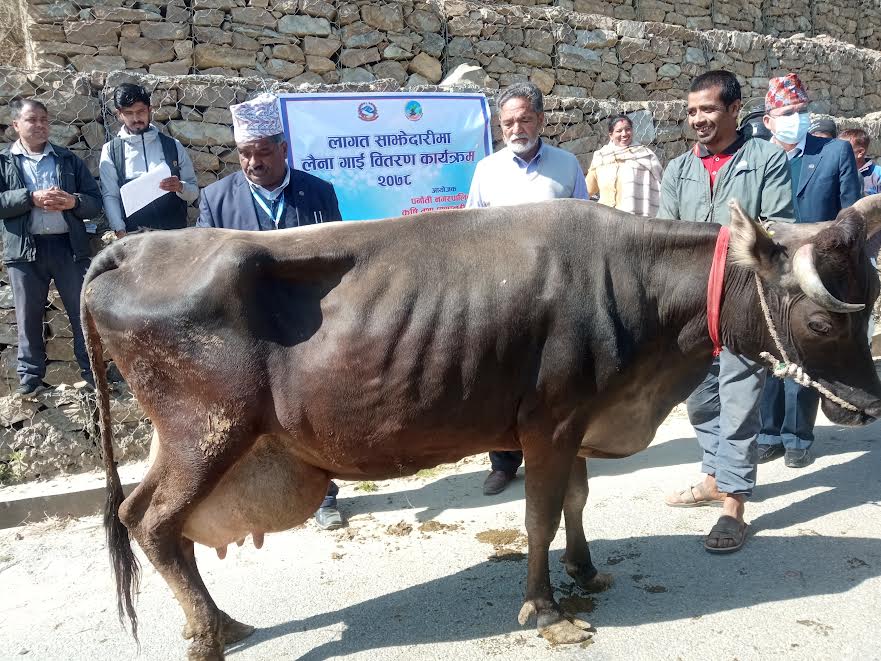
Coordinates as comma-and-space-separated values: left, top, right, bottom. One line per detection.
758, 74, 862, 468
196, 94, 344, 530
197, 94, 341, 231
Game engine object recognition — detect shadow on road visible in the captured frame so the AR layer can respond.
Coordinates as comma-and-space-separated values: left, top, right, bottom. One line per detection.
224, 421, 881, 660
227, 530, 881, 660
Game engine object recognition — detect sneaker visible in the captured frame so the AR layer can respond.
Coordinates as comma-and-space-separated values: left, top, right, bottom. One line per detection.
315, 506, 345, 530
15, 381, 47, 397
784, 448, 814, 469
483, 470, 516, 496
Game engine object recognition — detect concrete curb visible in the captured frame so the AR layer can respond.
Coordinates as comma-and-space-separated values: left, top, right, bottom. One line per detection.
0, 481, 138, 529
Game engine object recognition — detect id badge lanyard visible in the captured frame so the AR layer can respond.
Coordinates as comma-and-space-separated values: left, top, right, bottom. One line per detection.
251, 189, 286, 229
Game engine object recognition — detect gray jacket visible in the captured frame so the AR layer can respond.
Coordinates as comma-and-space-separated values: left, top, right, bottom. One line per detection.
658, 135, 795, 224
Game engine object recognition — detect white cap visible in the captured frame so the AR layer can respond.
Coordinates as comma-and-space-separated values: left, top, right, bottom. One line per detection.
230, 93, 284, 143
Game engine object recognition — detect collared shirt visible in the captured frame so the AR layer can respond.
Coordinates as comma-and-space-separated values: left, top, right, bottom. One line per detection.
783, 135, 807, 161
466, 140, 590, 208
694, 134, 745, 191
245, 167, 300, 230
10, 141, 68, 235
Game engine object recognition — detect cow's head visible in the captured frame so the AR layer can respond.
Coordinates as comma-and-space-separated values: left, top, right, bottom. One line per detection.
726, 196, 881, 426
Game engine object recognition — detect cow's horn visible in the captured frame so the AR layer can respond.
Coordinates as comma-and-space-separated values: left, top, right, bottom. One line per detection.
852, 193, 881, 239
792, 243, 865, 313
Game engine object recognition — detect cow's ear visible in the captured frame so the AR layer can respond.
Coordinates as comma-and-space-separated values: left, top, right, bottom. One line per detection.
727, 199, 782, 280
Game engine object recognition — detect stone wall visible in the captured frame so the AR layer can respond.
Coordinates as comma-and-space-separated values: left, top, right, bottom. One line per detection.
0, 383, 150, 483
16, 1, 881, 119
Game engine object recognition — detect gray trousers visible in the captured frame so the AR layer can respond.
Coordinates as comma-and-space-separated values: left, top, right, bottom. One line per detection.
6, 235, 92, 386
686, 349, 765, 497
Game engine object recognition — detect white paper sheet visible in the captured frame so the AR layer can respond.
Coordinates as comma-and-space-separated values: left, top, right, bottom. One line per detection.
119, 162, 172, 216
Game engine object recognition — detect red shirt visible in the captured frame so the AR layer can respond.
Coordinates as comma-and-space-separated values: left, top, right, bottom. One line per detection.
699, 151, 734, 189
693, 134, 746, 191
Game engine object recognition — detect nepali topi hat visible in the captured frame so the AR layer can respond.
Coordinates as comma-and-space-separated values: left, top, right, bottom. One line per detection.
231, 93, 284, 143
765, 73, 810, 111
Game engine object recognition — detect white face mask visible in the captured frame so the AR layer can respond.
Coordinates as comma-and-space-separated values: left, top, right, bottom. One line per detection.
772, 112, 811, 145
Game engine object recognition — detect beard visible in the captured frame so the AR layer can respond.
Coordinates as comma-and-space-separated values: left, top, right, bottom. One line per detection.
505, 133, 538, 155
128, 123, 150, 135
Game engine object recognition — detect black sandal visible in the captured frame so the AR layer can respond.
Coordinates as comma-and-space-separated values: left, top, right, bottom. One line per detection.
704, 515, 749, 554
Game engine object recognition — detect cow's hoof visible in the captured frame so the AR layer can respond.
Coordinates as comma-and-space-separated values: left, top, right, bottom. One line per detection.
539, 615, 593, 645
219, 611, 255, 644
182, 612, 253, 646
186, 637, 224, 661
574, 571, 614, 593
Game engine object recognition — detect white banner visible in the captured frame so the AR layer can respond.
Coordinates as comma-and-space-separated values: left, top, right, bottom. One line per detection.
279, 92, 492, 221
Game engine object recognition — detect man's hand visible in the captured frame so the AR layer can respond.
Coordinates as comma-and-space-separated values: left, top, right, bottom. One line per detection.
33, 188, 77, 211
114, 230, 127, 239
159, 176, 183, 193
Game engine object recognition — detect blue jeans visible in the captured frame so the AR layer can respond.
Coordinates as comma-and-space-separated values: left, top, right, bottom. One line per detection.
320, 481, 339, 509
758, 377, 818, 451
489, 451, 522, 474
686, 349, 765, 496
6, 235, 93, 386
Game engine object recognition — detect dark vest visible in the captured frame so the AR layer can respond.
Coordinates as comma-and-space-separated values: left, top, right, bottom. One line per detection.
110, 132, 188, 231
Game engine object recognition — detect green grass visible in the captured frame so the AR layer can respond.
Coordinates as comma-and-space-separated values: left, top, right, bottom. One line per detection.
355, 481, 379, 492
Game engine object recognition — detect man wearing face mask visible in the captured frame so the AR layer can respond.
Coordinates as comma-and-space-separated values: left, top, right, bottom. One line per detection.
466, 82, 589, 496
757, 74, 862, 469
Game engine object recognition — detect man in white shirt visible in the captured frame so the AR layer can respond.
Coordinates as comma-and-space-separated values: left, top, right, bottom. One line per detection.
99, 83, 199, 236
466, 82, 590, 495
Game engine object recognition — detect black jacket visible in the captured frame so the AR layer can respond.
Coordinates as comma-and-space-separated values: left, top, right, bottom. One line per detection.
197, 169, 341, 230
0, 143, 103, 264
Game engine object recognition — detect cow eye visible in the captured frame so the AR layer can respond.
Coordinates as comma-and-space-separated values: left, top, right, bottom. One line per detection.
808, 318, 832, 335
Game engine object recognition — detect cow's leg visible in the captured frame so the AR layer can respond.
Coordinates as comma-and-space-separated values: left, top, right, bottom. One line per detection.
120, 436, 253, 661
517, 430, 592, 645
561, 458, 613, 592
179, 538, 253, 645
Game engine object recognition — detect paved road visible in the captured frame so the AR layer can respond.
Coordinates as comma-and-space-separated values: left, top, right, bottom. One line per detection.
1, 410, 880, 660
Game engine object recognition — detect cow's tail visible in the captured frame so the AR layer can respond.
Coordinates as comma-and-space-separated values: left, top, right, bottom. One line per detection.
82, 253, 141, 642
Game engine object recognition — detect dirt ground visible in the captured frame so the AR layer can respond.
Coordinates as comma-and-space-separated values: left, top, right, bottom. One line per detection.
1, 407, 880, 661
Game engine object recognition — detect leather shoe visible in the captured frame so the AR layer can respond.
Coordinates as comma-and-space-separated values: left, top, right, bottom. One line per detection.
756, 443, 785, 463
483, 470, 516, 496
315, 506, 345, 530
784, 448, 813, 469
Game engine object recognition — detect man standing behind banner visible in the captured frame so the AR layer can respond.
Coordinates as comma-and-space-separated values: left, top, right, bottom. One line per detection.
197, 94, 344, 530
466, 82, 590, 496
99, 83, 198, 237
197, 93, 341, 231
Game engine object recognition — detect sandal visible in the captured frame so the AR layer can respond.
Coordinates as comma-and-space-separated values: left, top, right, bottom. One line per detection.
704, 515, 749, 554
664, 483, 724, 508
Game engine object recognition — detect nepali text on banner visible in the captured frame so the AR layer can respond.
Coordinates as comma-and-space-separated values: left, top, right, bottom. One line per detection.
279, 92, 492, 221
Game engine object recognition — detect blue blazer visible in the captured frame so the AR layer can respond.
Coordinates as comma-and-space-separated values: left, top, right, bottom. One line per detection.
793, 134, 862, 223
197, 169, 342, 230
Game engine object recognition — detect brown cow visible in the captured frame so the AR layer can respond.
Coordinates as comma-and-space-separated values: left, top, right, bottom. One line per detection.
82, 196, 881, 660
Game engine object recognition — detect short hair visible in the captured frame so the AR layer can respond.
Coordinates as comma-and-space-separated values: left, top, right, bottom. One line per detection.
840, 128, 870, 151
608, 113, 632, 134
113, 83, 151, 110
689, 70, 741, 107
496, 82, 544, 114
9, 98, 48, 120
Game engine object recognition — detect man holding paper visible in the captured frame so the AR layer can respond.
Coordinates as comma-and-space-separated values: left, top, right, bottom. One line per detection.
99, 83, 198, 237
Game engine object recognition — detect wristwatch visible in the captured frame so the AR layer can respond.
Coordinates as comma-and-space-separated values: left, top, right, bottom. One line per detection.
72, 193, 82, 210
